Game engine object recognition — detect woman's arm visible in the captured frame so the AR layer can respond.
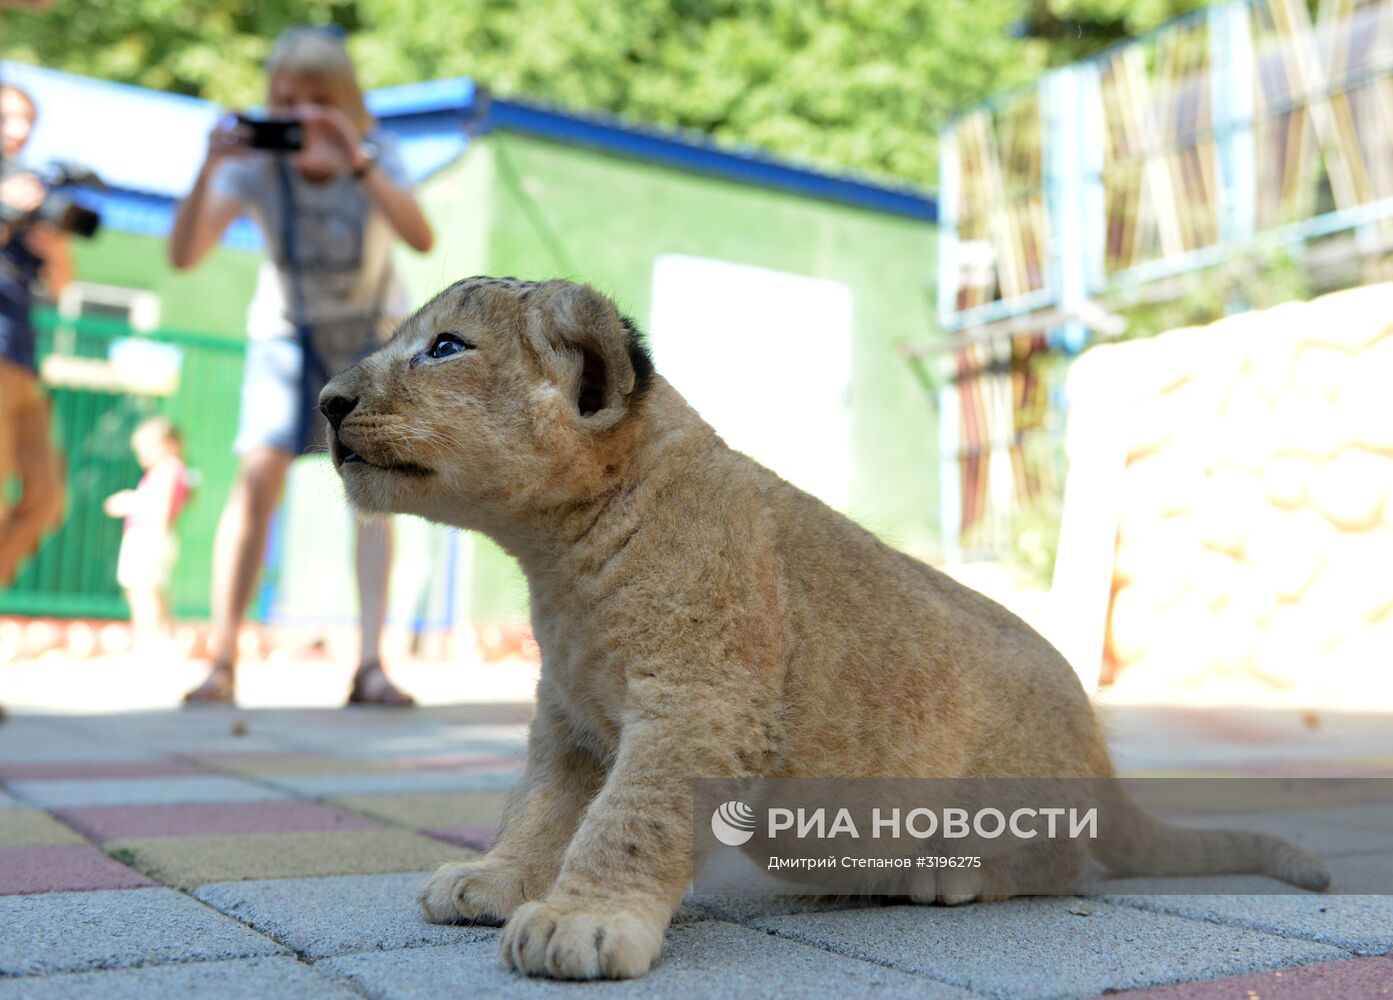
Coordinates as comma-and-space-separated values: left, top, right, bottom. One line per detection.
358, 164, 434, 253
24, 225, 73, 296
168, 121, 246, 271
103, 489, 137, 518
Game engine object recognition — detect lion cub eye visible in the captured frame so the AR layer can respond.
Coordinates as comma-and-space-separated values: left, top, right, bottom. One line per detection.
424, 332, 474, 361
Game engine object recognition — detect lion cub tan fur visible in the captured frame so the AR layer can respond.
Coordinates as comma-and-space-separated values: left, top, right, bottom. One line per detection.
321, 277, 1328, 981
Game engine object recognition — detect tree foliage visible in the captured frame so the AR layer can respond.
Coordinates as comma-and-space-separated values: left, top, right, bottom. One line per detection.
1, 0, 1212, 185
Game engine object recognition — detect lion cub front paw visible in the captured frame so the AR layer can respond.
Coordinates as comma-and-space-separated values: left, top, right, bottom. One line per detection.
417, 860, 528, 926
500, 900, 664, 980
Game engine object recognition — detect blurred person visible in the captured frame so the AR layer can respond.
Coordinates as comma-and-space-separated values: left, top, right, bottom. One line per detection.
104, 416, 190, 644
168, 27, 433, 705
0, 82, 72, 589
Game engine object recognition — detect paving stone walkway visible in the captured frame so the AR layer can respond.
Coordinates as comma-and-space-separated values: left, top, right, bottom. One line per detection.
0, 702, 1389, 998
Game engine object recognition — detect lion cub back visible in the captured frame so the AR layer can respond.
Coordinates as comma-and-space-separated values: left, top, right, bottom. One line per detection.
739, 457, 1110, 781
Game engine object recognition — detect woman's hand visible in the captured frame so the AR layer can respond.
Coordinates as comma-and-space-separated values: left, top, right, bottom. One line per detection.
0, 173, 46, 214
294, 104, 363, 173
205, 115, 248, 167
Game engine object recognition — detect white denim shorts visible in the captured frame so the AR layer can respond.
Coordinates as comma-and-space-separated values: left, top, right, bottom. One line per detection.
116, 528, 178, 590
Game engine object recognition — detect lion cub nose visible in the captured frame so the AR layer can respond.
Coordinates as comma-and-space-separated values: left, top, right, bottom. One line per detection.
319, 393, 359, 431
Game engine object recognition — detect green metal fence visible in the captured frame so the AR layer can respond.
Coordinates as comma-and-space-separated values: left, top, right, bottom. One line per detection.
0, 310, 244, 620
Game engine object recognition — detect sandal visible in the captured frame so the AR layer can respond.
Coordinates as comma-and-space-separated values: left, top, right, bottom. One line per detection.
348, 663, 416, 707
183, 666, 236, 705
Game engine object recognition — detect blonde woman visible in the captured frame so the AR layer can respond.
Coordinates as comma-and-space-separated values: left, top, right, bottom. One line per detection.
169, 27, 433, 705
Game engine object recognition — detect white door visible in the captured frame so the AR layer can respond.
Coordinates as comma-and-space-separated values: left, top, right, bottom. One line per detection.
649, 255, 853, 511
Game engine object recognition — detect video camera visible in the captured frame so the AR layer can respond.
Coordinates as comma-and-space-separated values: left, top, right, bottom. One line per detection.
0, 161, 103, 239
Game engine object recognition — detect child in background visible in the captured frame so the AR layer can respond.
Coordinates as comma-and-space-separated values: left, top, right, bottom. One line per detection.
104, 417, 190, 643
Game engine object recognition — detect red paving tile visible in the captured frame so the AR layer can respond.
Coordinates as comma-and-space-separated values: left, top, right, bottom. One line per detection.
0, 843, 157, 894
54, 800, 382, 842
0, 760, 208, 781
179, 749, 328, 760
1100, 955, 1393, 998
421, 824, 500, 851
390, 754, 525, 772
174, 750, 336, 766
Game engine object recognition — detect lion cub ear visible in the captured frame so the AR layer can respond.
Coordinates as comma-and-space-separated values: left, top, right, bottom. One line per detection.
527, 282, 643, 429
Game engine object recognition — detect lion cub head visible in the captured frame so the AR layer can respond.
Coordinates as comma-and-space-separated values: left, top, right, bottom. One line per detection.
319, 277, 654, 534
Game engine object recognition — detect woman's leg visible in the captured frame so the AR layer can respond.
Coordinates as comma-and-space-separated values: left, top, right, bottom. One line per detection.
185, 447, 291, 701
355, 516, 391, 666
350, 515, 414, 705
0, 368, 64, 588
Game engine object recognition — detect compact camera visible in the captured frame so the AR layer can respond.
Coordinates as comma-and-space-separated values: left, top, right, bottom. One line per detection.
235, 113, 305, 152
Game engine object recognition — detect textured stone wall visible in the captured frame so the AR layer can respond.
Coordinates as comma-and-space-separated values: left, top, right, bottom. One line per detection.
1098, 284, 1393, 692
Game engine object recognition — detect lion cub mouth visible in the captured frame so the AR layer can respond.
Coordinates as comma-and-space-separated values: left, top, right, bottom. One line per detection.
341, 451, 433, 476
334, 436, 434, 477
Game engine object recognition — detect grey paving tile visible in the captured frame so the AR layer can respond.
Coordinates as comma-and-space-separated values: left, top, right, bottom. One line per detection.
0, 887, 285, 975
318, 920, 975, 998
274, 720, 520, 743
0, 728, 156, 764
6, 775, 287, 808
687, 893, 872, 924
260, 769, 520, 798
1329, 850, 1393, 893
306, 735, 527, 759
1164, 807, 1393, 859
112, 735, 290, 755
0, 955, 357, 999
748, 899, 1350, 1000
56, 719, 291, 756
195, 872, 494, 958
1320, 803, 1393, 831
1100, 876, 1393, 955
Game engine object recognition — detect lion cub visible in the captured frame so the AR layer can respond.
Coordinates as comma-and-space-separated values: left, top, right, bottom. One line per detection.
321, 277, 1328, 981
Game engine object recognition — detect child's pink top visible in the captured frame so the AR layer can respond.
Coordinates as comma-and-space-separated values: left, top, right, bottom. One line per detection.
125, 457, 190, 533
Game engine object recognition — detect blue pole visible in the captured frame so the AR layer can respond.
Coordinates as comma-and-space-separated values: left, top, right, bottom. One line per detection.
1211, 1, 1256, 250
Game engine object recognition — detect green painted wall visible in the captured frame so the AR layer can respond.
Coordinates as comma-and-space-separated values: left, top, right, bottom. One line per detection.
72, 229, 261, 338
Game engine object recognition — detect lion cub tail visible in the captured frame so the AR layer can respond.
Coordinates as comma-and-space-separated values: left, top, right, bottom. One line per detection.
1088, 783, 1331, 891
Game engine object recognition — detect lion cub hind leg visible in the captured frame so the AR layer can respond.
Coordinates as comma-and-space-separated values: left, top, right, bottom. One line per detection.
906, 839, 1087, 906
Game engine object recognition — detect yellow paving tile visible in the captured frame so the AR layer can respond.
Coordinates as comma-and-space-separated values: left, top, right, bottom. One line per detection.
106, 829, 476, 889
328, 791, 509, 829
0, 809, 86, 847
